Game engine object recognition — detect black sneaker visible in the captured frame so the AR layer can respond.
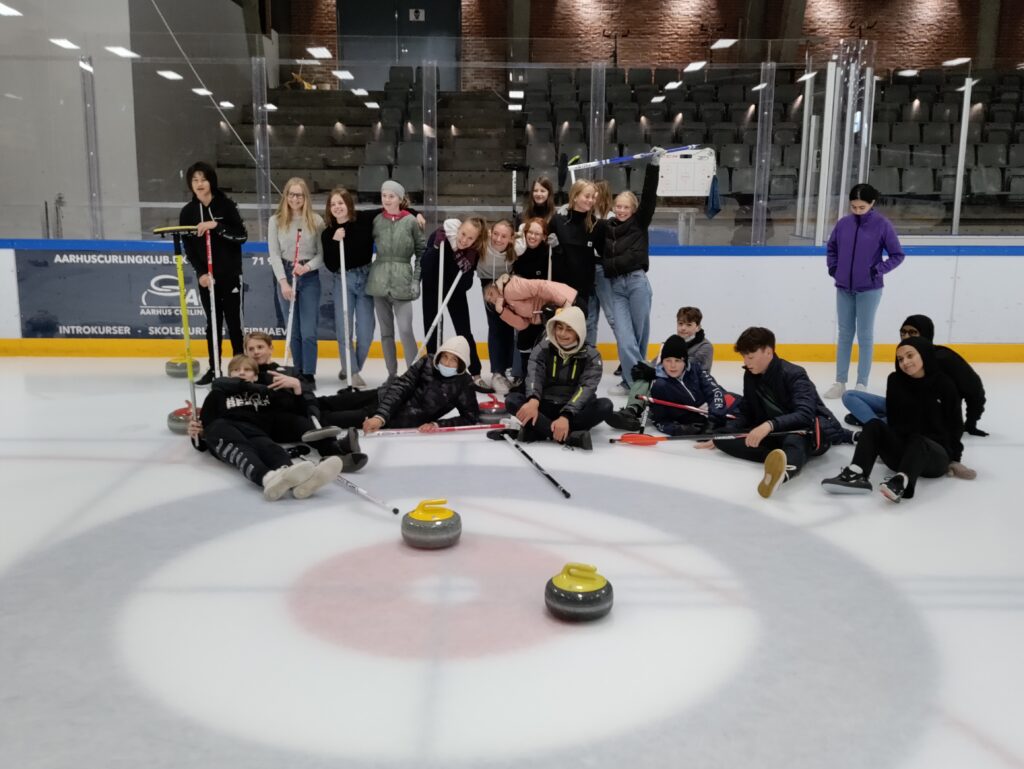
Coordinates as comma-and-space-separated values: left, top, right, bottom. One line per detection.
517, 424, 544, 443
605, 406, 642, 432
302, 373, 317, 389
196, 370, 216, 386
340, 452, 368, 473
487, 427, 518, 441
565, 430, 593, 450
338, 427, 360, 455
880, 473, 907, 503
844, 413, 864, 427
613, 365, 622, 377
821, 465, 872, 494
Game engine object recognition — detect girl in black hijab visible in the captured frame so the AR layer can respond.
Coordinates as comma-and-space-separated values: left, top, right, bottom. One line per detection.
822, 337, 965, 502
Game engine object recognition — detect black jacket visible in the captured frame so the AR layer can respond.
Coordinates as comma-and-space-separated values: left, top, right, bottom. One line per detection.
549, 210, 606, 299
934, 346, 985, 424
321, 207, 419, 273
887, 340, 964, 461
178, 192, 247, 279
732, 355, 849, 447
513, 242, 551, 280
525, 342, 603, 416
199, 377, 303, 431
374, 357, 480, 428
602, 164, 657, 278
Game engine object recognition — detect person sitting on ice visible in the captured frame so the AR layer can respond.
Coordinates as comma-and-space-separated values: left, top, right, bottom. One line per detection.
697, 326, 851, 499
606, 334, 739, 434
187, 355, 342, 500
493, 306, 613, 451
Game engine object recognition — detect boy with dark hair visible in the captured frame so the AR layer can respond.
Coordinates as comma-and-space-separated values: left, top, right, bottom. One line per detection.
676, 306, 714, 373
698, 327, 851, 498
495, 306, 613, 450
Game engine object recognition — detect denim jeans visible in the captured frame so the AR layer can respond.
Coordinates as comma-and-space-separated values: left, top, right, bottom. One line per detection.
835, 287, 883, 386
609, 270, 653, 386
332, 264, 375, 375
841, 390, 887, 425
586, 263, 617, 347
280, 264, 321, 376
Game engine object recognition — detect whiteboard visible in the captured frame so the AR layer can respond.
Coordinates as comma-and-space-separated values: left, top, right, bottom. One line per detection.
657, 149, 717, 196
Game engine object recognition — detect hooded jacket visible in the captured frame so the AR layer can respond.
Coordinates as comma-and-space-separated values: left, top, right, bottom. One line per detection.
602, 164, 658, 278
826, 208, 905, 292
492, 274, 577, 331
178, 191, 248, 280
886, 337, 964, 461
901, 314, 986, 423
524, 306, 603, 415
372, 336, 480, 428
648, 358, 730, 428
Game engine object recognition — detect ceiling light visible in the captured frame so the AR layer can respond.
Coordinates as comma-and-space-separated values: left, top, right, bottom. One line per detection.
78, 60, 93, 73
796, 72, 816, 83
263, 103, 277, 111
3, 92, 23, 99
0, 3, 23, 15
507, 103, 522, 111
192, 88, 213, 96
105, 46, 140, 58
942, 57, 970, 67
683, 61, 706, 73
664, 80, 682, 90
218, 101, 234, 108
157, 70, 182, 80
710, 39, 737, 49
307, 46, 332, 59
751, 82, 767, 92
1017, 63, 1024, 71
896, 69, 919, 77
351, 88, 368, 96
49, 38, 79, 50
508, 90, 524, 99
364, 101, 380, 109
294, 59, 321, 66
332, 69, 353, 80
650, 95, 665, 103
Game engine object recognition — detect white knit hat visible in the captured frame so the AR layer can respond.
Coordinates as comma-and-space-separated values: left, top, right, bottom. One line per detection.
434, 335, 471, 372
381, 179, 406, 199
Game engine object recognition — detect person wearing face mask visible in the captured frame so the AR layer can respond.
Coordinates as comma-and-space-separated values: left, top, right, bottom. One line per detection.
421, 216, 489, 389
822, 337, 967, 502
823, 183, 905, 399
359, 335, 481, 434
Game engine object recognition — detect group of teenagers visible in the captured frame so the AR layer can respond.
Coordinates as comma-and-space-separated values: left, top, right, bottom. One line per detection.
178, 159, 988, 503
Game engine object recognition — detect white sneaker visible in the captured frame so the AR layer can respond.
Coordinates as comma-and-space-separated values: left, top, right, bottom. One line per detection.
350, 372, 366, 388
607, 383, 629, 396
262, 461, 316, 501
292, 456, 343, 499
823, 382, 846, 399
855, 383, 868, 392
491, 373, 511, 395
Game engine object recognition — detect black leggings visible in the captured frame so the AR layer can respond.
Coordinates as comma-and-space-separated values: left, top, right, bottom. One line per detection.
505, 392, 614, 436
198, 273, 244, 374
204, 420, 290, 487
422, 248, 481, 375
713, 433, 816, 477
315, 389, 380, 429
851, 419, 949, 498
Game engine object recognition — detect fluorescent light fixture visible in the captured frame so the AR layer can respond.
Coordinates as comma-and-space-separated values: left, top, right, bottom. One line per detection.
0, 3, 23, 16
650, 95, 665, 103
508, 89, 524, 99
307, 46, 332, 59
364, 101, 380, 109
351, 88, 368, 96
49, 38, 80, 50
896, 69, 919, 77
332, 69, 353, 80
942, 57, 971, 67
664, 80, 682, 90
796, 71, 816, 83
751, 82, 767, 92
105, 46, 140, 58
710, 39, 737, 49
294, 59, 321, 66
683, 61, 706, 73
157, 70, 182, 80
1018, 63, 1024, 70
507, 103, 522, 111
191, 87, 213, 96
218, 100, 234, 108
263, 103, 277, 111
78, 60, 93, 73
3, 92, 23, 100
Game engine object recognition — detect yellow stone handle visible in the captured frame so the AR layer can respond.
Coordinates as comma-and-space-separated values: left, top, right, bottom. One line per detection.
552, 563, 608, 592
409, 498, 454, 521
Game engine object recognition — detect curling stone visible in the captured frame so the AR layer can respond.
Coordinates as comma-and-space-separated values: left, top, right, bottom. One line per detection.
400, 498, 462, 550
166, 356, 201, 378
167, 402, 196, 435
478, 394, 507, 425
544, 563, 613, 622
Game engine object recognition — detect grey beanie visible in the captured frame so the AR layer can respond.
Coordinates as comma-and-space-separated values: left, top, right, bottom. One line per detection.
381, 179, 406, 199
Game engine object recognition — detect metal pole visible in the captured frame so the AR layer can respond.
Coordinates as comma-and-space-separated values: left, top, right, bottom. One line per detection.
251, 56, 272, 241
859, 63, 876, 183
751, 61, 776, 246
422, 60, 439, 233
837, 42, 861, 217
588, 62, 606, 180
795, 56, 816, 236
951, 77, 974, 235
79, 55, 104, 239
801, 116, 820, 238
815, 61, 840, 245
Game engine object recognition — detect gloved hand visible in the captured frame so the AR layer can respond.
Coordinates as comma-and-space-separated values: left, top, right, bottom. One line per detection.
631, 361, 656, 382
965, 420, 989, 437
650, 146, 667, 166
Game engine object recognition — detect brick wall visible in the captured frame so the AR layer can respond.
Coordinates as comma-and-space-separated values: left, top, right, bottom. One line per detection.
289, 0, 337, 58
461, 0, 508, 90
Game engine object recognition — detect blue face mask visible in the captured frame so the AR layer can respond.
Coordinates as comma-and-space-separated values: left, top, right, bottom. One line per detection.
437, 363, 459, 378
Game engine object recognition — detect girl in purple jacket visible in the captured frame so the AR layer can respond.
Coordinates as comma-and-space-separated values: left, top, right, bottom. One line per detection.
824, 184, 905, 398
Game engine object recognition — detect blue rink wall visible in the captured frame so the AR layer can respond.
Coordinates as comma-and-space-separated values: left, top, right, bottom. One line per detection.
1, 238, 1022, 361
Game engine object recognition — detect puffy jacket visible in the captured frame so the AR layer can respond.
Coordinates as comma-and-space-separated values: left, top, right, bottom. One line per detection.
367, 212, 427, 300
524, 307, 602, 416
602, 164, 657, 278
826, 209, 905, 292
732, 355, 850, 447
493, 274, 577, 331
373, 357, 480, 428
648, 359, 730, 427
886, 339, 964, 462
178, 192, 248, 280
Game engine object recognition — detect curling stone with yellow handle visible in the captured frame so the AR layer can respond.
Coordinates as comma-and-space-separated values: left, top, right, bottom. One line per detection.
400, 498, 462, 549
544, 563, 614, 621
